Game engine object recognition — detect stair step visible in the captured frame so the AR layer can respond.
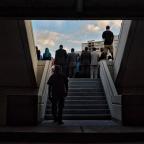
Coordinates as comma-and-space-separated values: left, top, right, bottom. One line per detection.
45, 114, 111, 120
68, 89, 103, 92
46, 109, 110, 114
69, 78, 101, 81
69, 85, 103, 88
66, 96, 106, 100
68, 91, 105, 96
64, 100, 107, 104
46, 104, 109, 109
45, 78, 110, 120
68, 92, 105, 96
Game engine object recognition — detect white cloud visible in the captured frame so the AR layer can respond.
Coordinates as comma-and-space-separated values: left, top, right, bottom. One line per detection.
34, 31, 60, 50
84, 20, 121, 33
97, 20, 122, 29
86, 24, 100, 32
111, 20, 122, 27
68, 39, 83, 44
97, 20, 111, 28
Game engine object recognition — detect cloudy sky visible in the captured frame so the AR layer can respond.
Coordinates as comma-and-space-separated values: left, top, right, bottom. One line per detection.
32, 20, 122, 58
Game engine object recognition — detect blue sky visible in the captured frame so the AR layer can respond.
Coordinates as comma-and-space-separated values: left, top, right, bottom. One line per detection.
32, 20, 122, 58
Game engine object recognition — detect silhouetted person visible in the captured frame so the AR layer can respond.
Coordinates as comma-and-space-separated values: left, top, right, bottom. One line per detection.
47, 65, 68, 125
90, 47, 99, 79
102, 25, 114, 59
36, 46, 41, 60
67, 48, 77, 78
80, 47, 91, 78
43, 48, 51, 60
55, 45, 67, 75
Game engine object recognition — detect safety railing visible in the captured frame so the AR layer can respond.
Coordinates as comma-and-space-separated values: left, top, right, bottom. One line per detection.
37, 60, 52, 122
100, 60, 122, 121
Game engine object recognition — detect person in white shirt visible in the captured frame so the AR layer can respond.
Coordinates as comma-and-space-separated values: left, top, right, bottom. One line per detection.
90, 47, 99, 79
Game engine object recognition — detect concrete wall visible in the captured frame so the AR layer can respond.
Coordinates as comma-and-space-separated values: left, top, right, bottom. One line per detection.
100, 61, 121, 121
115, 20, 144, 92
115, 20, 144, 125
0, 20, 38, 126
37, 61, 46, 86
0, 20, 37, 87
114, 20, 131, 80
25, 20, 38, 83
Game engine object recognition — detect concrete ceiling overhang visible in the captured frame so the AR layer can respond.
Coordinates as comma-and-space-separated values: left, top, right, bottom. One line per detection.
0, 0, 144, 18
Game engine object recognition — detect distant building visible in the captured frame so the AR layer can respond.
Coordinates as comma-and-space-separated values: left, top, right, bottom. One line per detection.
82, 35, 119, 57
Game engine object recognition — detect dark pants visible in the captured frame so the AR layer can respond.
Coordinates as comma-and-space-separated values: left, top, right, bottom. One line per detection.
51, 96, 64, 122
68, 66, 76, 78
59, 64, 67, 76
81, 65, 90, 78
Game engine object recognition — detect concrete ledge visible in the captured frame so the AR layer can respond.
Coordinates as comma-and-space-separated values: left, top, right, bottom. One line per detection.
100, 60, 122, 121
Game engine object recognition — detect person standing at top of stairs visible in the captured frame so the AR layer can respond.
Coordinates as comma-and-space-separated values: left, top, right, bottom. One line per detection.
67, 48, 77, 78
90, 47, 99, 79
54, 44, 68, 76
80, 47, 91, 78
102, 25, 114, 60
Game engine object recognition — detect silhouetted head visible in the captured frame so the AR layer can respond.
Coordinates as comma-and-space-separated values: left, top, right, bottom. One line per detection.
106, 25, 110, 30
54, 65, 61, 73
45, 48, 49, 52
36, 46, 38, 50
92, 47, 96, 51
59, 45, 63, 49
85, 47, 88, 51
71, 48, 74, 52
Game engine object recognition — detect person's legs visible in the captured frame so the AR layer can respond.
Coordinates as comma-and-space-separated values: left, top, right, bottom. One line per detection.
73, 66, 76, 78
87, 65, 90, 78
90, 65, 94, 79
81, 65, 85, 77
68, 66, 72, 78
97, 64, 100, 78
104, 45, 109, 59
58, 97, 64, 124
51, 98, 58, 122
62, 65, 67, 75
94, 65, 98, 79
109, 45, 114, 59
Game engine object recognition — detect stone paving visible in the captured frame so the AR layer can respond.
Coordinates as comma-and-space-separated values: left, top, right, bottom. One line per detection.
0, 120, 144, 133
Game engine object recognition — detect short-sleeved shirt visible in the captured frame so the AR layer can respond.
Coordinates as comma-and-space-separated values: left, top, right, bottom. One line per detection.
47, 73, 68, 97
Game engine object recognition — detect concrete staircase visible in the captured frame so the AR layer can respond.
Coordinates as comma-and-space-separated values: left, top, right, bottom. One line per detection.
45, 78, 111, 120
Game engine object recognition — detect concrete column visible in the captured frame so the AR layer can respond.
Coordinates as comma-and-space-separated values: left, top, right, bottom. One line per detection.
114, 20, 144, 125
0, 20, 38, 126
